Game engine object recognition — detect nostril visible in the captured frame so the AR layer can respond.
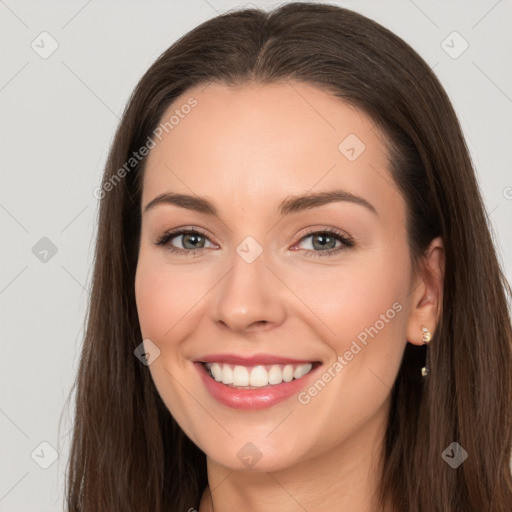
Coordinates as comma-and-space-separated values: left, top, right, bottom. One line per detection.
250, 320, 268, 328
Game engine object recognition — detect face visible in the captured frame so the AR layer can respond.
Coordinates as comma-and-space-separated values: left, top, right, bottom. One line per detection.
135, 81, 417, 472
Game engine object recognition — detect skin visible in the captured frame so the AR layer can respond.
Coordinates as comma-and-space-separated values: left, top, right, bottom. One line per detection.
134, 81, 444, 512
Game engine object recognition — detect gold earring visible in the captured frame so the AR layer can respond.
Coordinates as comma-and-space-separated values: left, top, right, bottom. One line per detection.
422, 325, 431, 344
421, 325, 431, 377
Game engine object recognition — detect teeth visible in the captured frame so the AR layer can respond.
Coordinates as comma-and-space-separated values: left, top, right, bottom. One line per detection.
204, 362, 314, 388
249, 366, 268, 387
233, 365, 249, 386
268, 365, 283, 385
294, 364, 311, 379
221, 364, 233, 384
283, 365, 294, 382
210, 363, 222, 382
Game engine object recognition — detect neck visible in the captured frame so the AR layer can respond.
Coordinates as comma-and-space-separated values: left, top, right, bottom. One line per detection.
199, 399, 391, 512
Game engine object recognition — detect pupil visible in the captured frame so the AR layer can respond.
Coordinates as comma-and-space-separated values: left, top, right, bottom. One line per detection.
313, 234, 334, 250
184, 234, 204, 249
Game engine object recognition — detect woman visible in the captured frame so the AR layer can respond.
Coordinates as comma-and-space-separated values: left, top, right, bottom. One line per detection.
65, 2, 512, 511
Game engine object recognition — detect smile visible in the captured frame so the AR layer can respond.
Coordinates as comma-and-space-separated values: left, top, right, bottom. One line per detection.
195, 358, 322, 410
203, 362, 317, 388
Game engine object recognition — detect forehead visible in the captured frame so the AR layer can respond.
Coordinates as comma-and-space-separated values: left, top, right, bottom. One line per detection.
142, 81, 403, 221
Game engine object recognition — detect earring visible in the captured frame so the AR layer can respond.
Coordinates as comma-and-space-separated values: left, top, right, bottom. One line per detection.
421, 325, 431, 377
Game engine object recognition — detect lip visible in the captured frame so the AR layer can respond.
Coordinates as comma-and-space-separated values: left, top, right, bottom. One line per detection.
194, 353, 317, 366
194, 360, 322, 410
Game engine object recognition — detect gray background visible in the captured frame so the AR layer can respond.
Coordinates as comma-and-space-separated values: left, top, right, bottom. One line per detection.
1, 0, 511, 510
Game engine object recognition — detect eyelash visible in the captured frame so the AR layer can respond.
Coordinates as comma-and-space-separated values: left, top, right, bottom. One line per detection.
154, 227, 355, 259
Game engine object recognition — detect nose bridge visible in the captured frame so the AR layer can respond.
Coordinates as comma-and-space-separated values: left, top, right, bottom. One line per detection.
212, 235, 286, 331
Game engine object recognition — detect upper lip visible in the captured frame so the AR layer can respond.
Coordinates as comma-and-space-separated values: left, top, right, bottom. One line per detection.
194, 353, 319, 366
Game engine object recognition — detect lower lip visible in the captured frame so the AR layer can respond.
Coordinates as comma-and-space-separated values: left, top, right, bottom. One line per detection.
195, 362, 321, 410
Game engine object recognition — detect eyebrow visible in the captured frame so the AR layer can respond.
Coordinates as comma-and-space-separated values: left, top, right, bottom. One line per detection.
143, 189, 378, 217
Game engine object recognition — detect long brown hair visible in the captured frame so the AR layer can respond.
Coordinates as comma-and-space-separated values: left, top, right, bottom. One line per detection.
63, 3, 512, 510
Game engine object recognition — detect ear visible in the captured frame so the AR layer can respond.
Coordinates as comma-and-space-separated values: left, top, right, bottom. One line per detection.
406, 236, 445, 346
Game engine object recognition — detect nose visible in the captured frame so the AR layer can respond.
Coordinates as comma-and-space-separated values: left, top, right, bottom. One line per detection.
211, 248, 287, 333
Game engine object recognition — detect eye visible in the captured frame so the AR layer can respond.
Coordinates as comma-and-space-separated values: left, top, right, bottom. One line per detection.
154, 227, 355, 258
292, 228, 355, 258
154, 228, 215, 256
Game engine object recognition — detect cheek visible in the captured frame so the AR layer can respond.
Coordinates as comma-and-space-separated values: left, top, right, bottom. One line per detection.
135, 264, 174, 339
135, 254, 202, 340
293, 255, 409, 442
295, 252, 409, 345
134, 256, 200, 436
303, 247, 411, 386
